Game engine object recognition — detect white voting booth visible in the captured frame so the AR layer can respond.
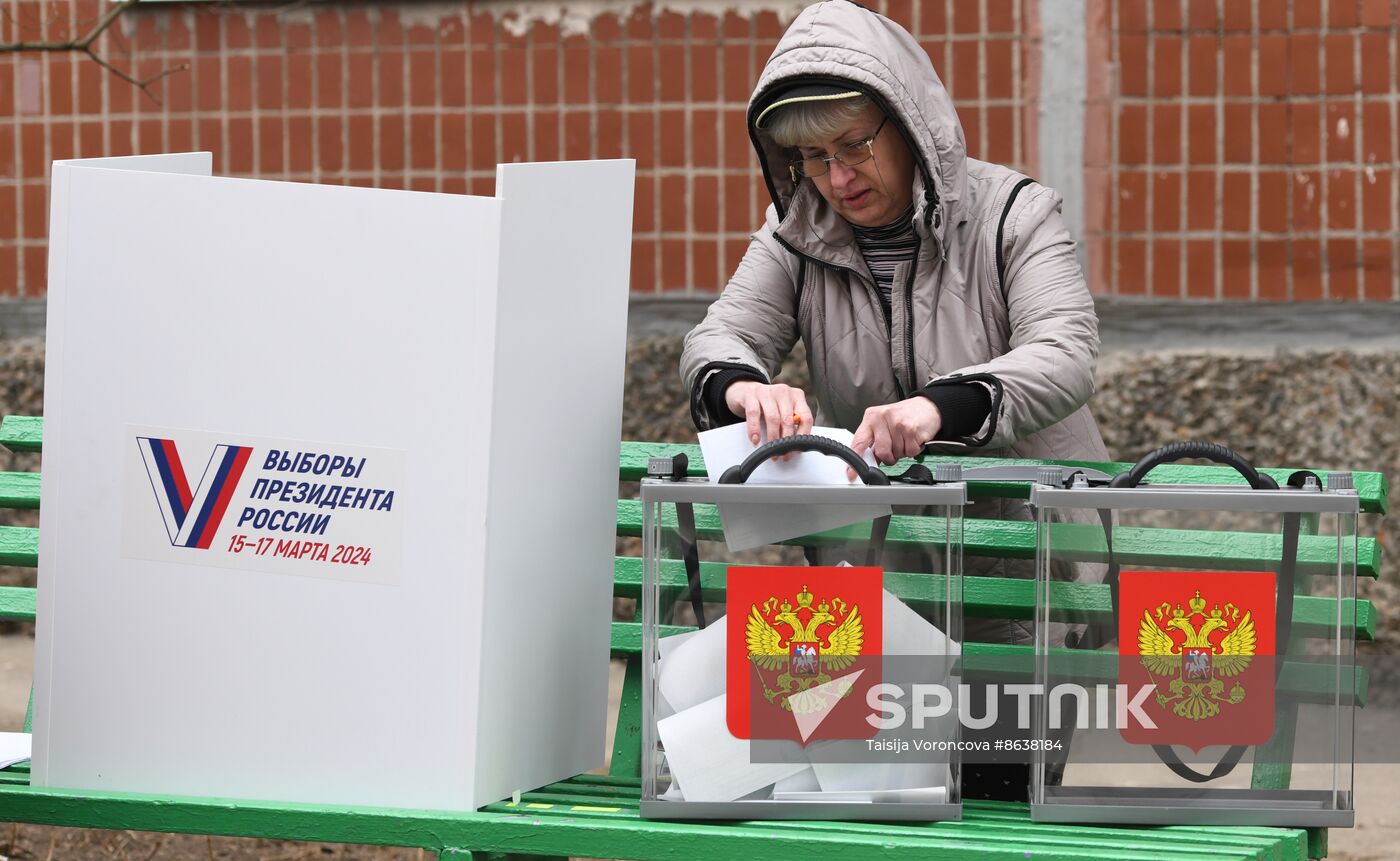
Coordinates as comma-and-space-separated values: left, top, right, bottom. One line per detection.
32, 154, 635, 810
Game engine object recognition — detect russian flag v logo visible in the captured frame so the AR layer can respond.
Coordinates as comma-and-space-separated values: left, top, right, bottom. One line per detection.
137, 437, 253, 549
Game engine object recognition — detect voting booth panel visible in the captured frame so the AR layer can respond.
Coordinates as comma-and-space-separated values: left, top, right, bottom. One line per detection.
1028, 475, 1359, 827
34, 154, 634, 811
638, 480, 966, 820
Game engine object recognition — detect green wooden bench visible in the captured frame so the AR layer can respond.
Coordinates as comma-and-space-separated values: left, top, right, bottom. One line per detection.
0, 414, 1385, 861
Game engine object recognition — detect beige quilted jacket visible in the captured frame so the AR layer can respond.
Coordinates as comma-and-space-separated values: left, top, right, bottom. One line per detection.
680, 0, 1108, 468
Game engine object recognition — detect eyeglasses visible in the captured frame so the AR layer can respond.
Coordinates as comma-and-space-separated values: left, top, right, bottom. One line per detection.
788, 116, 889, 182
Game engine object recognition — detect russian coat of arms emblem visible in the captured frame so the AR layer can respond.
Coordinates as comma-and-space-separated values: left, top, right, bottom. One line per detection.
1118, 571, 1276, 749
727, 566, 882, 743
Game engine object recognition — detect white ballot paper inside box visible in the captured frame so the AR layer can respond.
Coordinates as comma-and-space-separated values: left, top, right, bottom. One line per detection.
696, 424, 890, 552
654, 588, 960, 803
0, 733, 31, 771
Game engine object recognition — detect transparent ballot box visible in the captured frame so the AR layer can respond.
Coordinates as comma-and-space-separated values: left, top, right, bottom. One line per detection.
638, 476, 966, 820
1029, 460, 1359, 827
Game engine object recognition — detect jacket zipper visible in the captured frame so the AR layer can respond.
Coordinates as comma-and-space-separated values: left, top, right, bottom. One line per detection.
776, 232, 920, 397
902, 232, 922, 395
773, 233, 893, 339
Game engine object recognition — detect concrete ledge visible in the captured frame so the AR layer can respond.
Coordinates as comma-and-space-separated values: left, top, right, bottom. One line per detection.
627, 295, 1400, 353
10, 296, 1400, 353
0, 301, 45, 340
1095, 300, 1400, 353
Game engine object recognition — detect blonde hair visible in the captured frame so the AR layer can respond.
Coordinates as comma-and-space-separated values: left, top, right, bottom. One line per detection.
764, 94, 875, 148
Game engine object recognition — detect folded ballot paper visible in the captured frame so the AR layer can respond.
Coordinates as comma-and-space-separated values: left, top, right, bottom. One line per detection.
696, 423, 890, 552
654, 586, 959, 804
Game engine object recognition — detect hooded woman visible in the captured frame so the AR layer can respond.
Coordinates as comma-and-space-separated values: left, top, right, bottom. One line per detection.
679, 0, 1107, 799
683, 0, 1105, 467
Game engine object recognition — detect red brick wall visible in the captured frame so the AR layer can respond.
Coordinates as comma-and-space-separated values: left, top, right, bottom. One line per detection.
1086, 0, 1398, 300
0, 0, 1033, 299
0, 0, 1393, 301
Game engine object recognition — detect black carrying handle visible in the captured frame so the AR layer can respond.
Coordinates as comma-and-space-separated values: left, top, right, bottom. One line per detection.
1090, 442, 1303, 784
718, 434, 891, 486
680, 435, 899, 627
1115, 441, 1278, 491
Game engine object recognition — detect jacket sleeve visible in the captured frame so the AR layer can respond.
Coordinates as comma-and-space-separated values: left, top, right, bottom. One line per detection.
935, 184, 1099, 449
680, 215, 802, 430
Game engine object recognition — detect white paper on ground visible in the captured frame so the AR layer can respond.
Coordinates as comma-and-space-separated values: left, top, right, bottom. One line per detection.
697, 423, 890, 552
0, 732, 31, 769
656, 694, 807, 803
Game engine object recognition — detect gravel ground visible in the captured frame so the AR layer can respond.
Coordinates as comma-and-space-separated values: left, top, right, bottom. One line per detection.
1, 334, 1396, 859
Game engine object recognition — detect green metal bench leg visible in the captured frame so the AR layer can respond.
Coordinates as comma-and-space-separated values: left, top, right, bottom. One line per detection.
23, 684, 31, 733
1249, 702, 1299, 790
608, 654, 643, 778
1307, 826, 1328, 860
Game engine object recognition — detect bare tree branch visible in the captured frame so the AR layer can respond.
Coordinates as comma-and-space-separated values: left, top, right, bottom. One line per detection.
0, 0, 188, 104
73, 0, 137, 49
83, 45, 188, 99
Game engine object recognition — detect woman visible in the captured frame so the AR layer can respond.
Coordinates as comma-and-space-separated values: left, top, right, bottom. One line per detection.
683, 0, 1105, 469
679, 0, 1108, 800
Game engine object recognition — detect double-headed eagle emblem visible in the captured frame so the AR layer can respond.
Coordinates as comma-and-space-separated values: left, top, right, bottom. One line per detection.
745, 584, 864, 715
1136, 589, 1258, 721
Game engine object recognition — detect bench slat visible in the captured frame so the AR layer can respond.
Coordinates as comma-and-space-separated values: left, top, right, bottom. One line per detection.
610, 558, 1374, 640
616, 501, 1382, 579
619, 440, 1389, 515
0, 526, 37, 568
0, 416, 41, 453
0, 472, 39, 509
0, 538, 1369, 642
538, 778, 1303, 856
1, 421, 1385, 515
0, 587, 35, 621
962, 800, 1312, 861
0, 782, 1299, 861
491, 793, 1283, 861
546, 778, 1310, 856
4, 497, 1377, 582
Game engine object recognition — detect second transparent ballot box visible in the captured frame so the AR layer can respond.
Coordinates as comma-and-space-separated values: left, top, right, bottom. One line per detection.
1028, 448, 1359, 827
638, 468, 966, 820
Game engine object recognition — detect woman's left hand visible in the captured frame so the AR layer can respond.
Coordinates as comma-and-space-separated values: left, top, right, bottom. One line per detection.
847, 397, 942, 479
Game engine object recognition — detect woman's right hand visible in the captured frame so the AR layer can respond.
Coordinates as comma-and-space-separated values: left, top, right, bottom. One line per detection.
724, 381, 813, 449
